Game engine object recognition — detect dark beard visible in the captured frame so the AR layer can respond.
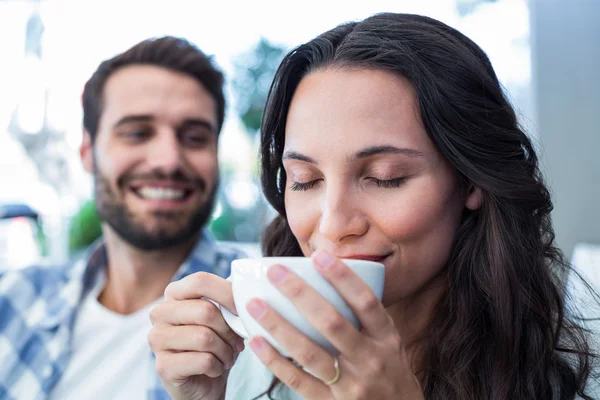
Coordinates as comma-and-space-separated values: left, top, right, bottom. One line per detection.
94, 167, 217, 251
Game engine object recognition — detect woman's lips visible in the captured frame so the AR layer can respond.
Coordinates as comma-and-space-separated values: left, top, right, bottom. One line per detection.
341, 254, 391, 263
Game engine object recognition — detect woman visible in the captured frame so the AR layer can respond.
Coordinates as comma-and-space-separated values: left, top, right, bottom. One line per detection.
148, 13, 597, 400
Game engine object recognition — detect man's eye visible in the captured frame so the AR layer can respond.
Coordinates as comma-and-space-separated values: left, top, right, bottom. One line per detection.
290, 180, 319, 191
127, 131, 148, 141
125, 130, 149, 140
180, 128, 213, 147
183, 134, 210, 146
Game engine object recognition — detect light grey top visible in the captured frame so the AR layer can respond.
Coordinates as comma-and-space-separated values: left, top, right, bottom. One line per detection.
226, 346, 303, 400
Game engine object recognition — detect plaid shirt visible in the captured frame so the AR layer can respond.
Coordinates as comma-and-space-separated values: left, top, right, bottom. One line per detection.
0, 230, 245, 400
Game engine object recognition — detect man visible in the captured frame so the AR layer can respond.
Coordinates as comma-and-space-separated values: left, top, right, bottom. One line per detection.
0, 36, 244, 399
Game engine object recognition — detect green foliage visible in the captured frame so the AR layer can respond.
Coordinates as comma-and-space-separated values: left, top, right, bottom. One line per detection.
35, 218, 48, 256
231, 37, 286, 134
68, 199, 102, 254
208, 176, 269, 243
207, 37, 286, 242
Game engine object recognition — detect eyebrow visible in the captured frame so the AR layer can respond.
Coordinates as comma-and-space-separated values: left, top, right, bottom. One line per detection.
179, 119, 216, 133
352, 145, 424, 160
113, 115, 154, 129
282, 145, 423, 165
282, 151, 318, 164
113, 115, 216, 133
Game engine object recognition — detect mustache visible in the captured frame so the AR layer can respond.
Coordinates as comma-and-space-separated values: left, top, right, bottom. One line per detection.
118, 169, 207, 192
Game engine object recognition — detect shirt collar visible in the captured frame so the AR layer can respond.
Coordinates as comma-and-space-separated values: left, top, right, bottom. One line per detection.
35, 243, 101, 330
172, 229, 231, 281
36, 229, 229, 330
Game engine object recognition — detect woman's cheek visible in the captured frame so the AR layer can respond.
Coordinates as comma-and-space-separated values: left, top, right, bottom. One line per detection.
285, 195, 318, 244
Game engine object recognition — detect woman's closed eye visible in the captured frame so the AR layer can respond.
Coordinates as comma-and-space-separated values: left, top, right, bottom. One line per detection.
289, 177, 407, 191
290, 180, 321, 191
367, 177, 407, 188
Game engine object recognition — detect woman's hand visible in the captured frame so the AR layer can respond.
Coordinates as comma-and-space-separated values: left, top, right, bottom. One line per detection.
246, 250, 424, 400
148, 272, 245, 400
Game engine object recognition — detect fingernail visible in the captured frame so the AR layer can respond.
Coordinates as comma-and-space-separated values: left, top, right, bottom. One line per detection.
267, 264, 288, 284
236, 337, 245, 352
314, 249, 335, 269
249, 337, 265, 353
247, 299, 266, 319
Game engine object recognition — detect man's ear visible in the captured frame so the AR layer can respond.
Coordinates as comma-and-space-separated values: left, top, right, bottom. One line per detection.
80, 130, 94, 173
465, 184, 483, 210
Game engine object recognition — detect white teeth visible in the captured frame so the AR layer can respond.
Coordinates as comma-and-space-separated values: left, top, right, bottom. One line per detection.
137, 187, 185, 200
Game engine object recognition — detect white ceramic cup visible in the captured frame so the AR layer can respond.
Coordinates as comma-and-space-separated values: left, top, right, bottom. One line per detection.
217, 257, 385, 356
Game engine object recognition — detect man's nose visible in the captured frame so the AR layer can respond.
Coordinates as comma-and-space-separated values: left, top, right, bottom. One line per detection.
146, 129, 184, 173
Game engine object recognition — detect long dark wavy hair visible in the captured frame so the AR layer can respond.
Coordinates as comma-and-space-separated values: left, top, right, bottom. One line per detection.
258, 12, 598, 400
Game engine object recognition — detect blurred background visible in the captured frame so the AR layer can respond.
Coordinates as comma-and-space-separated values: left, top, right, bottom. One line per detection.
0, 0, 597, 288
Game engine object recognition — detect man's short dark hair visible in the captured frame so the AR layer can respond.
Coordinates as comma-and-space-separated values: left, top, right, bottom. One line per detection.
82, 36, 225, 141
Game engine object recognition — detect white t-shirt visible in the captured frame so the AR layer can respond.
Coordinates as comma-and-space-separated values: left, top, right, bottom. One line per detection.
49, 273, 159, 400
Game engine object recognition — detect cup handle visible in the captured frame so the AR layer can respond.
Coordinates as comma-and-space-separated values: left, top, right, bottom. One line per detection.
206, 276, 249, 340
219, 303, 249, 340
